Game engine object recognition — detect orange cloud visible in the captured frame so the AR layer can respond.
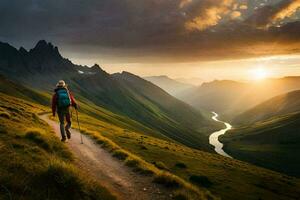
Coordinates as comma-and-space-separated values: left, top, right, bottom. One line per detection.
271, 0, 300, 23
182, 0, 236, 31
239, 4, 248, 10
230, 11, 241, 19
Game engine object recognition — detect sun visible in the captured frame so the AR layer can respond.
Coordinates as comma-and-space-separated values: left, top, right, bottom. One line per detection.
251, 67, 269, 80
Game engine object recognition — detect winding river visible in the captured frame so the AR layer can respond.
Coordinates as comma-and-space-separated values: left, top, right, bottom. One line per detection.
209, 112, 232, 158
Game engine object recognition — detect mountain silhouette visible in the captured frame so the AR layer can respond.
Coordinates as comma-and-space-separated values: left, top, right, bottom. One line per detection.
0, 40, 219, 150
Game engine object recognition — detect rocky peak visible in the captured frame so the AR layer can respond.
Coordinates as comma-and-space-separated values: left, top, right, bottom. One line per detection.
29, 40, 62, 60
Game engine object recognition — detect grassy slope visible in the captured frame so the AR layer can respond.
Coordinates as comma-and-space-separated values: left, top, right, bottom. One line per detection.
113, 72, 223, 149
0, 93, 115, 200
71, 109, 300, 200
0, 41, 220, 151
233, 90, 300, 125
221, 112, 300, 178
0, 74, 50, 105
73, 71, 221, 151
1, 76, 300, 200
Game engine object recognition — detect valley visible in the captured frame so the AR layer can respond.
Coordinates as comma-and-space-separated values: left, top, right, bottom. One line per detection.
3, 1, 300, 199
1, 40, 300, 200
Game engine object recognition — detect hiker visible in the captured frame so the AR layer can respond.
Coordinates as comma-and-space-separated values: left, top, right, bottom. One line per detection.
52, 80, 77, 142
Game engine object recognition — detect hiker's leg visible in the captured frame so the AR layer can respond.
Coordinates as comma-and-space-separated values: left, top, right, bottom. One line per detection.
65, 111, 72, 139
58, 112, 66, 139
65, 112, 71, 130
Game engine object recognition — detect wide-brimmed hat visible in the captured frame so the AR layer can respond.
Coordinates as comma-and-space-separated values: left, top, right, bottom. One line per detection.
56, 80, 66, 87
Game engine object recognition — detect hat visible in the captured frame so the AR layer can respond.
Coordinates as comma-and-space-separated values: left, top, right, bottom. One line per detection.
56, 80, 66, 87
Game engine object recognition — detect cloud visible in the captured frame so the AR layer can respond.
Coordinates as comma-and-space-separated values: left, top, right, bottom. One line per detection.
239, 4, 248, 10
0, 0, 300, 62
230, 11, 242, 19
180, 0, 237, 31
246, 0, 300, 28
271, 0, 300, 22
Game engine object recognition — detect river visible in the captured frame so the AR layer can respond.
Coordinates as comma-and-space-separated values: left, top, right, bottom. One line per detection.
209, 112, 232, 158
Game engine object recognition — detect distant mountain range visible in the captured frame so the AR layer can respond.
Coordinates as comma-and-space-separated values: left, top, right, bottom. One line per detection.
0, 40, 220, 151
144, 75, 195, 97
178, 78, 300, 119
233, 90, 300, 125
175, 77, 203, 86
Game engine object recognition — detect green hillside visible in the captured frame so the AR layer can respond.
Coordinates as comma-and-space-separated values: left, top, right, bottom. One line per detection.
1, 70, 300, 200
233, 90, 300, 125
0, 92, 115, 200
73, 99, 300, 200
112, 72, 220, 149
221, 112, 300, 177
0, 41, 220, 151
0, 74, 50, 105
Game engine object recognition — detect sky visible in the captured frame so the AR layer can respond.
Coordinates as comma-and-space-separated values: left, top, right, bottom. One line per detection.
1, 0, 300, 82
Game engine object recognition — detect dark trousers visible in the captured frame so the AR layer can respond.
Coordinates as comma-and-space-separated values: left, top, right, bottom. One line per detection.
57, 109, 71, 139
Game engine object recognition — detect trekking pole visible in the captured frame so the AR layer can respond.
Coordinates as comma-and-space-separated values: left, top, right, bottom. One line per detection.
75, 109, 83, 144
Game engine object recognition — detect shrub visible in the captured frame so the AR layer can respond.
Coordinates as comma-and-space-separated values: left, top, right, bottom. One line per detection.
175, 162, 187, 169
25, 129, 50, 150
125, 158, 154, 175
112, 150, 128, 160
35, 158, 116, 200
189, 175, 212, 188
0, 111, 10, 119
125, 158, 140, 168
153, 173, 180, 188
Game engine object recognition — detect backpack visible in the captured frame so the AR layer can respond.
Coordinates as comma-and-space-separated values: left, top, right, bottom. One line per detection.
56, 88, 71, 108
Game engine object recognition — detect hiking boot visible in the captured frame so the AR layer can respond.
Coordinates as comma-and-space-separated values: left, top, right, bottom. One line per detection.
61, 137, 66, 142
66, 129, 71, 139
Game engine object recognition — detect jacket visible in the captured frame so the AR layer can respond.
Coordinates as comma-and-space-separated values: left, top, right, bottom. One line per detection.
52, 87, 77, 115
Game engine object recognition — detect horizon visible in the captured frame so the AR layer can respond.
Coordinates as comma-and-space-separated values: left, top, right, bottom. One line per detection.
5, 39, 300, 84
1, 1, 300, 198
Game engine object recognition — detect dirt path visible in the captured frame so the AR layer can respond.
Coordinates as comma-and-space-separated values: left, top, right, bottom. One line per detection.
39, 114, 172, 200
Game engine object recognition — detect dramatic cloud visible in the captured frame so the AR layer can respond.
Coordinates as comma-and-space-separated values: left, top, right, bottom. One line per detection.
247, 0, 300, 28
271, 0, 300, 23
181, 0, 237, 31
0, 0, 300, 62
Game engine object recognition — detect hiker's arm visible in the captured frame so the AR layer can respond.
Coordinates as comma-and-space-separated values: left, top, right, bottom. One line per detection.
69, 92, 77, 109
52, 94, 57, 116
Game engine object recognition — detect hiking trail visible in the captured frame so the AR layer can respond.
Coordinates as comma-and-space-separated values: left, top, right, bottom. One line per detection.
39, 114, 172, 200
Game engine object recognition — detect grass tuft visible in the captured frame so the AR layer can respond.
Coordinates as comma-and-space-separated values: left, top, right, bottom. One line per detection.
34, 158, 116, 200
153, 173, 181, 188
189, 175, 213, 188
25, 128, 50, 150
0, 111, 10, 119
153, 161, 169, 171
112, 150, 129, 160
175, 162, 187, 169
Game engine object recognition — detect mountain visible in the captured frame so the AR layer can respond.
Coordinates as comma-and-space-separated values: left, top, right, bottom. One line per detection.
0, 40, 220, 151
0, 40, 300, 200
175, 77, 203, 86
233, 90, 300, 125
220, 111, 300, 177
144, 75, 194, 96
178, 78, 300, 119
220, 90, 300, 177
2, 78, 300, 200
178, 80, 248, 116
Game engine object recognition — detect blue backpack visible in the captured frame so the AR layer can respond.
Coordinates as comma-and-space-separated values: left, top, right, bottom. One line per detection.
56, 88, 71, 108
